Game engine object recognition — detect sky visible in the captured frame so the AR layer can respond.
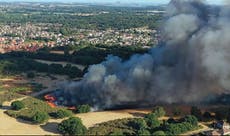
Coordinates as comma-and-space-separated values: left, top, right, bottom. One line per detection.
0, 0, 224, 5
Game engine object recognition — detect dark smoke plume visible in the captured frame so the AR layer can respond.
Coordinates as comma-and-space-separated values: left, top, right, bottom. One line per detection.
59, 0, 230, 109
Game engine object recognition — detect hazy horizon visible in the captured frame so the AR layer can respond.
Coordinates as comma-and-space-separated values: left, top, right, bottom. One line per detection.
0, 0, 224, 5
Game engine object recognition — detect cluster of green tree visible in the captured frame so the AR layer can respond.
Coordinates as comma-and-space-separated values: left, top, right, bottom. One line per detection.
50, 109, 73, 119
7, 98, 54, 123
10, 100, 49, 124
0, 58, 83, 78
58, 117, 87, 135
2, 44, 147, 66
129, 118, 150, 135
32, 111, 50, 124
72, 44, 148, 60
11, 101, 25, 110
129, 107, 166, 135
8, 97, 91, 125
76, 104, 91, 113
139, 107, 198, 135
88, 107, 199, 135
163, 115, 198, 135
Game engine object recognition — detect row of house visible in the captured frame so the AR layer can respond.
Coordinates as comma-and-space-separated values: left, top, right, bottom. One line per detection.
0, 23, 161, 53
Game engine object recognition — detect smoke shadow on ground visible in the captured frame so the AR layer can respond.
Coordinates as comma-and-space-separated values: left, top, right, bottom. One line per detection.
16, 118, 36, 125
40, 122, 59, 134
0, 106, 11, 110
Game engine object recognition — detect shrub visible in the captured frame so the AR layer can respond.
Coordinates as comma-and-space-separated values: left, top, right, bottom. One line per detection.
11, 101, 25, 110
152, 131, 166, 135
183, 115, 198, 126
54, 109, 73, 119
153, 106, 166, 118
144, 113, 161, 128
58, 117, 87, 135
130, 118, 147, 130
32, 111, 49, 124
6, 97, 57, 122
137, 129, 150, 135
164, 116, 198, 135
76, 104, 91, 113
165, 123, 183, 135
51, 109, 73, 119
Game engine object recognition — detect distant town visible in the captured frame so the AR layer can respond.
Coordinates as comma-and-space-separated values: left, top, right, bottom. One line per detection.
0, 2, 163, 53
0, 23, 160, 53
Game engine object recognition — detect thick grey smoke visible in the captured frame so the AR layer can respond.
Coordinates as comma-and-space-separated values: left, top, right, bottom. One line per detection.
59, 0, 230, 109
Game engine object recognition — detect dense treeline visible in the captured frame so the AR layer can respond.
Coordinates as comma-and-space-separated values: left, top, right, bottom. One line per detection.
0, 58, 83, 78
2, 44, 148, 66
87, 107, 199, 135
0, 45, 147, 77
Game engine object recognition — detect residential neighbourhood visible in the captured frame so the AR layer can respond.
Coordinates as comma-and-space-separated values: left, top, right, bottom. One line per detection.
0, 23, 160, 53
